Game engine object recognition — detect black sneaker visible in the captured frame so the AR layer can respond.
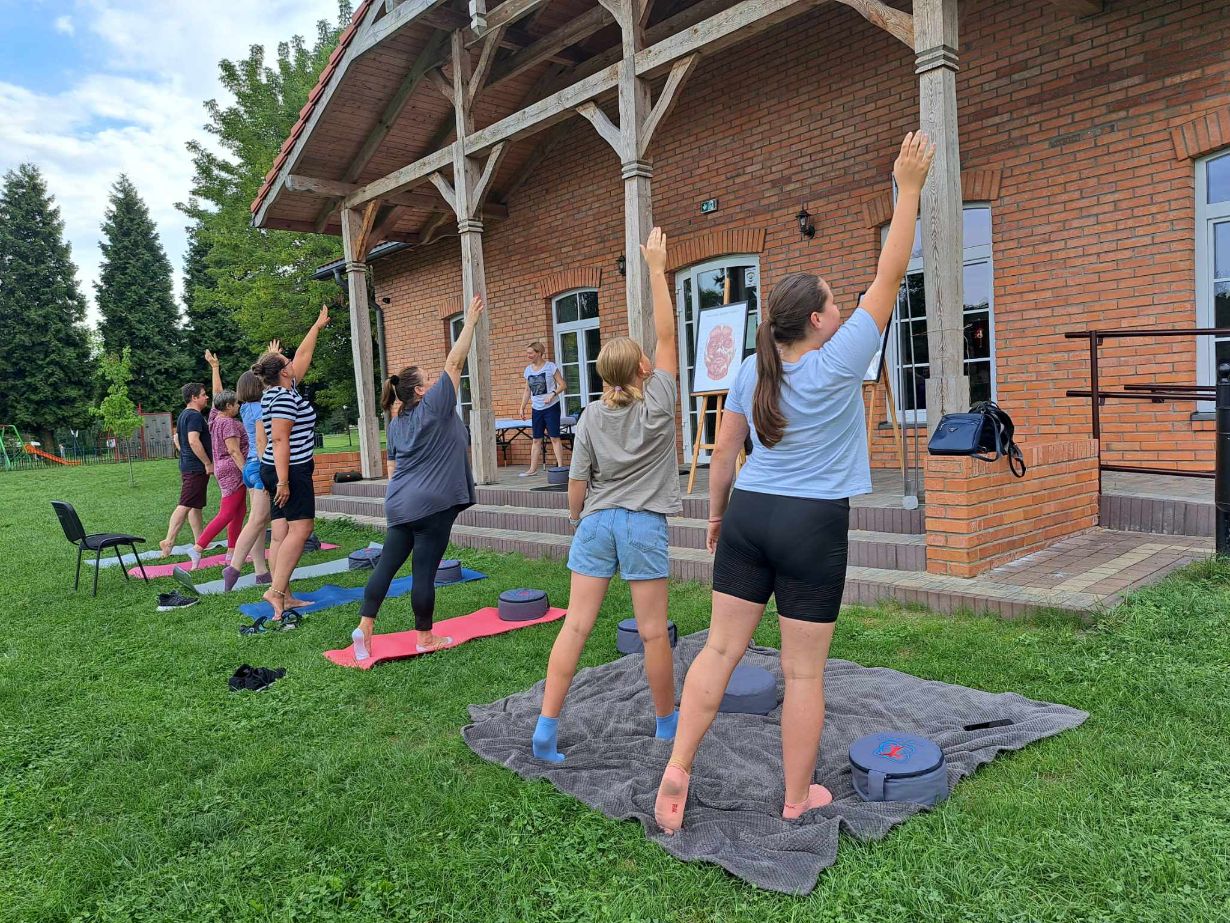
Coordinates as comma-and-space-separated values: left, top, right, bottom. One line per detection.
157, 591, 198, 612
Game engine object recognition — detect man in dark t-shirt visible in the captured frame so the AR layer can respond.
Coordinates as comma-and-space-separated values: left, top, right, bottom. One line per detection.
160, 383, 214, 556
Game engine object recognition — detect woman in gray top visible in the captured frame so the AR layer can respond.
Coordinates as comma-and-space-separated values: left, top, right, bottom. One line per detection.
349, 295, 482, 660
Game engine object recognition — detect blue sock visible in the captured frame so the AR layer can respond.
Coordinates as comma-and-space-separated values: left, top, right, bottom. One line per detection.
655, 710, 679, 741
532, 715, 565, 763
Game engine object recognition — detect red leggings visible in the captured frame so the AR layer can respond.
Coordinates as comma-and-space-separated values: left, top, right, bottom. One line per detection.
199, 487, 248, 549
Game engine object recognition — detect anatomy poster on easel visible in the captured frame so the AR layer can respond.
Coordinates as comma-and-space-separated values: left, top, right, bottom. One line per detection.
692, 301, 748, 394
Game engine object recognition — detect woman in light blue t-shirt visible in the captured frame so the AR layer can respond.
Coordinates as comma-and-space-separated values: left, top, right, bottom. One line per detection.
655, 134, 936, 834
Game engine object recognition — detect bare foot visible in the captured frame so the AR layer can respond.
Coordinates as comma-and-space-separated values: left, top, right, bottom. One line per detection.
262, 588, 284, 620
414, 633, 452, 653
285, 595, 311, 609
159, 539, 173, 558
655, 760, 691, 835
782, 784, 833, 820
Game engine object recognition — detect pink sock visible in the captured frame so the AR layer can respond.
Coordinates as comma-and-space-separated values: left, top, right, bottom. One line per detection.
783, 784, 833, 820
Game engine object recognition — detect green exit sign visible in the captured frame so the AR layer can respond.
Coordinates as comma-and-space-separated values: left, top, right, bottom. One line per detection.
700, 198, 719, 214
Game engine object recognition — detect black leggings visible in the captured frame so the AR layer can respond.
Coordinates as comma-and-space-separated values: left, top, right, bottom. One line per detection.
712, 489, 850, 623
360, 505, 461, 631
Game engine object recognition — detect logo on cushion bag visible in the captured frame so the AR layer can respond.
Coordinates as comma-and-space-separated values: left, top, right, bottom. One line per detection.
875, 739, 915, 762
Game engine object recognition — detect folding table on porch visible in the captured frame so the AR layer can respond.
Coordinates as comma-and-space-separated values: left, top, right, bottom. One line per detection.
494, 415, 578, 464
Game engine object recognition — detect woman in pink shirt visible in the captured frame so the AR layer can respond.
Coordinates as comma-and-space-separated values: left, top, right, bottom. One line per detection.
186, 350, 249, 569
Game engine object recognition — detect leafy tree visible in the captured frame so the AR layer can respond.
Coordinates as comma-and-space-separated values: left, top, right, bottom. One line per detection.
95, 347, 143, 486
0, 164, 94, 444
96, 175, 185, 412
179, 1, 373, 417
182, 223, 244, 384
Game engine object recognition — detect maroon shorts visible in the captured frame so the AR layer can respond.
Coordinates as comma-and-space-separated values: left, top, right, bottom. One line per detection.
179, 471, 209, 509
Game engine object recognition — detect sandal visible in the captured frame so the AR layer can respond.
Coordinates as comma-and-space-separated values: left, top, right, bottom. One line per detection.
240, 616, 270, 636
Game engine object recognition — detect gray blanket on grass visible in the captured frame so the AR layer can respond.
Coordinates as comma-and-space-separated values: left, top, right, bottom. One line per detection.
463, 632, 1088, 894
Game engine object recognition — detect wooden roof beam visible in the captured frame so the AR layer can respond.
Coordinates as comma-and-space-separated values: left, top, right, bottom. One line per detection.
489, 5, 615, 86
468, 0, 553, 42
289, 174, 508, 218
343, 0, 823, 209
1044, 0, 1104, 14
832, 0, 913, 47
353, 0, 452, 58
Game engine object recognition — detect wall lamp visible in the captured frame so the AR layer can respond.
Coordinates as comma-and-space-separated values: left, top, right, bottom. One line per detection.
796, 206, 816, 240
616, 253, 627, 277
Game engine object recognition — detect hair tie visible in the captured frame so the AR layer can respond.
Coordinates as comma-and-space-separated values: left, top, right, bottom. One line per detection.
613, 386, 623, 393
390, 374, 400, 386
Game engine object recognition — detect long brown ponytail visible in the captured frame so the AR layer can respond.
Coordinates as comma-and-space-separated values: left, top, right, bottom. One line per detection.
381, 366, 424, 417
752, 273, 828, 448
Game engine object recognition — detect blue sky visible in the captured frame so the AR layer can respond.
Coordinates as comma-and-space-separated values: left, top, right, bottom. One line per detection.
0, 0, 340, 323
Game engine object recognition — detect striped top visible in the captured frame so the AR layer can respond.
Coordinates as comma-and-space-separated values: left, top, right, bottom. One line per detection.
261, 385, 317, 467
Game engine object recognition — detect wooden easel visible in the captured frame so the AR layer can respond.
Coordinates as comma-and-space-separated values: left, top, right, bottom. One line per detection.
686, 391, 745, 495
864, 364, 905, 473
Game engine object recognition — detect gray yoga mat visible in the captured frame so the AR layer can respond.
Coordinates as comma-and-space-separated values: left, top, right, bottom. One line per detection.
96, 540, 226, 568
188, 543, 383, 594
463, 632, 1088, 895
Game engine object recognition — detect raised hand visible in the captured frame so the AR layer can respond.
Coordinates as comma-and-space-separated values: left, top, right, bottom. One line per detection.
268, 339, 282, 355
466, 294, 485, 324
314, 304, 331, 329
640, 227, 667, 274
893, 132, 936, 195
204, 349, 218, 367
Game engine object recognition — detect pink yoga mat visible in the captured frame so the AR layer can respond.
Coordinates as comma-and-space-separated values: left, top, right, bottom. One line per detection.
324, 606, 568, 670
132, 544, 337, 578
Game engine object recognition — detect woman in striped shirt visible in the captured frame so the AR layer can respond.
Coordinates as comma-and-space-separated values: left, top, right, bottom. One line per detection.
250, 304, 330, 622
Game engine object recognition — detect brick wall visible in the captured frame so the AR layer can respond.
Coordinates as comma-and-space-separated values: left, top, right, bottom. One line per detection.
371, 0, 1230, 475
312, 450, 387, 496
925, 439, 1100, 578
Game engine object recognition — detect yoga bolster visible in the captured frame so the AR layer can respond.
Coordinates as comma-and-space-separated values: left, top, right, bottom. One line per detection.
435, 558, 463, 584
718, 663, 777, 715
615, 617, 678, 655
348, 548, 383, 570
546, 466, 569, 486
498, 588, 549, 622
848, 732, 949, 806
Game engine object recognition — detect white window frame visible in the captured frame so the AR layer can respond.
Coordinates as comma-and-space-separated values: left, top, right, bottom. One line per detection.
883, 204, 998, 424
551, 288, 601, 417
1197, 150, 1230, 401
674, 255, 762, 462
447, 313, 472, 424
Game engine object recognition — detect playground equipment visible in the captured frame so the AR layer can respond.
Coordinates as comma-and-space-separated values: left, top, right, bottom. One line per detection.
1, 425, 78, 469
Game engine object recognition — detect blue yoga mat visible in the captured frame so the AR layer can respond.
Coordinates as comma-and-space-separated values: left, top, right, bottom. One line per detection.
239, 569, 487, 620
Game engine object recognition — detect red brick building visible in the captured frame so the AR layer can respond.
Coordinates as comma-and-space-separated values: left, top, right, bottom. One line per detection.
254, 0, 1230, 583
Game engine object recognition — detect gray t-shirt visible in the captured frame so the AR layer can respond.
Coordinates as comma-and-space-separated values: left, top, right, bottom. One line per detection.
568, 369, 681, 518
384, 375, 476, 526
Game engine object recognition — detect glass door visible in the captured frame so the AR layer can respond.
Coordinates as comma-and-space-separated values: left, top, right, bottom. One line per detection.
675, 256, 760, 461
552, 289, 602, 418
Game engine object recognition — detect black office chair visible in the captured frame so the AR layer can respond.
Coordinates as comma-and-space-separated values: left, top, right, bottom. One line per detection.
51, 501, 150, 597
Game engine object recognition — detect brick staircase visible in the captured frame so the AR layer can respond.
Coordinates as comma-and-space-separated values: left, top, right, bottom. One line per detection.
317, 479, 927, 585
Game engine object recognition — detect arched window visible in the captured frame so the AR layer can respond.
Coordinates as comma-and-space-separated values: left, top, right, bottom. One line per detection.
447, 313, 472, 424
1197, 150, 1230, 388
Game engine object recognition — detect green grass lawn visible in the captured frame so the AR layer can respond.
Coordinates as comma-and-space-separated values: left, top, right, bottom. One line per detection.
318, 430, 386, 455
1, 462, 1228, 922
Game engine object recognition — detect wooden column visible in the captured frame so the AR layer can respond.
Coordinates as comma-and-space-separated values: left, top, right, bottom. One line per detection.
340, 207, 384, 478
580, 0, 696, 353
914, 0, 968, 433
429, 30, 508, 484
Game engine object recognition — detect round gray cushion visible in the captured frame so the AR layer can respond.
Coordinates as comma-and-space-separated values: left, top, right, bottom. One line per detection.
546, 466, 569, 486
615, 617, 678, 655
347, 548, 382, 570
435, 558, 463, 584
719, 663, 777, 715
498, 588, 549, 622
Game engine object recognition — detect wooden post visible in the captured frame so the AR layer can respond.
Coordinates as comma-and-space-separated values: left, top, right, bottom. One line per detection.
437, 29, 506, 484
914, 0, 968, 433
340, 208, 384, 479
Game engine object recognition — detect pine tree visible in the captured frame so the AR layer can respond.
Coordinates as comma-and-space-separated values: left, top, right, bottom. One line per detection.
0, 164, 95, 444
178, 2, 369, 417
96, 174, 185, 413
182, 221, 244, 384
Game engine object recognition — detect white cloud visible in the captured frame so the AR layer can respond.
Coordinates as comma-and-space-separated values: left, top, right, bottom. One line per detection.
1, 0, 341, 325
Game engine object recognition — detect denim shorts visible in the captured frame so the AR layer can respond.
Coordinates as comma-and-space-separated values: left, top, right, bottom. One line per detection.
242, 458, 264, 490
567, 507, 669, 581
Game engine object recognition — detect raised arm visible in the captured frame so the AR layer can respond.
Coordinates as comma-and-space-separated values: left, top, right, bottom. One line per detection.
861, 133, 936, 332
445, 295, 484, 390
640, 228, 677, 376
205, 350, 222, 396
289, 305, 331, 382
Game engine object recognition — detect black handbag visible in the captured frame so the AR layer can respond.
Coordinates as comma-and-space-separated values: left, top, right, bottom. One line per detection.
928, 401, 1026, 478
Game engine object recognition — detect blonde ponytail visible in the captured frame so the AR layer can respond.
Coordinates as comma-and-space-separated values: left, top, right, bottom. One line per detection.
595, 337, 645, 408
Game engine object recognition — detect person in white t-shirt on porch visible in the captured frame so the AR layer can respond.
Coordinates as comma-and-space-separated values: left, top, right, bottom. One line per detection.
518, 341, 568, 477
